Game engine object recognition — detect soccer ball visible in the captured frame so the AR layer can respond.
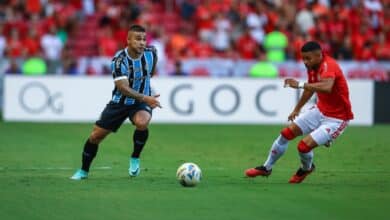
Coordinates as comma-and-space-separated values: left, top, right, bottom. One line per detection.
176, 162, 202, 187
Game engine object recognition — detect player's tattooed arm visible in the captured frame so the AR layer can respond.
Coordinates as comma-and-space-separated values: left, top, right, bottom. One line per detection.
115, 79, 161, 108
115, 79, 145, 101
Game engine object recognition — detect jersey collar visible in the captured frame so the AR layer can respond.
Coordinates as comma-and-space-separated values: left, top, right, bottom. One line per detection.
125, 48, 142, 60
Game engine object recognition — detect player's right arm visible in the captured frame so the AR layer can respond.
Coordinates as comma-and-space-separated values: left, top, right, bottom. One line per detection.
288, 89, 314, 121
114, 79, 161, 108
112, 54, 161, 108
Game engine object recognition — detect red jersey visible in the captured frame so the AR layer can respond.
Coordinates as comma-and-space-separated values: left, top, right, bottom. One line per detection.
307, 55, 354, 120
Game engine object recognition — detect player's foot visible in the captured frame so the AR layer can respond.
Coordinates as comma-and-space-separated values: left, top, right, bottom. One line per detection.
129, 157, 140, 177
70, 169, 88, 180
245, 165, 272, 177
288, 164, 315, 184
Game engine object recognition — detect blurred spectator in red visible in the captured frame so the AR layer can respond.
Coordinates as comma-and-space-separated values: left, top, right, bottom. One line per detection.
351, 24, 375, 60
26, 0, 41, 14
98, 27, 118, 57
289, 28, 310, 60
188, 36, 214, 58
360, 41, 376, 61
375, 33, 390, 61
28, 13, 47, 38
0, 0, 388, 72
333, 36, 353, 60
235, 27, 261, 60
195, 1, 215, 43
114, 20, 129, 48
6, 28, 24, 58
381, 2, 390, 42
24, 29, 41, 57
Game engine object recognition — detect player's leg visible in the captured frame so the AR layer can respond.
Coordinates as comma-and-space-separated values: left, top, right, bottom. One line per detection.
129, 107, 152, 177
289, 119, 350, 183
245, 123, 302, 177
71, 125, 111, 180
288, 135, 317, 184
71, 102, 128, 180
82, 126, 111, 171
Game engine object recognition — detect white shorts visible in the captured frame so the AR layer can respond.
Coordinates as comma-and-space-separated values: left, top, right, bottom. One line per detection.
294, 106, 349, 146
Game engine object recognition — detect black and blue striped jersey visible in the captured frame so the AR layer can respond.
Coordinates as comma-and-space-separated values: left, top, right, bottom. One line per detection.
110, 46, 157, 105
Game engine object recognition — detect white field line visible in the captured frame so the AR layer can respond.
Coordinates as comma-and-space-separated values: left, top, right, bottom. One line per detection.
0, 166, 112, 171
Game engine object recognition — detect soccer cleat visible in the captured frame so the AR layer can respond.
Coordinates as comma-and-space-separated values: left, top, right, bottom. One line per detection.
288, 164, 315, 184
245, 166, 272, 177
129, 157, 140, 177
70, 169, 88, 180
324, 141, 332, 148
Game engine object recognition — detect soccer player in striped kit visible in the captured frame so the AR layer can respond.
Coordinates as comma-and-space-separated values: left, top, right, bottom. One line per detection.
246, 41, 354, 183
71, 25, 161, 180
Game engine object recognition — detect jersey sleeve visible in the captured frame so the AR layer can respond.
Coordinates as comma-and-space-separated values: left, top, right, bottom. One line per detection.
321, 62, 337, 79
111, 55, 128, 81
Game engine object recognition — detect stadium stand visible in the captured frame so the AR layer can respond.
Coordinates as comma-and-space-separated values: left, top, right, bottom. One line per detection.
0, 0, 388, 79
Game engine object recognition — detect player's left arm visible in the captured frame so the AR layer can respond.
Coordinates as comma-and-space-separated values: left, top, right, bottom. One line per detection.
284, 77, 335, 93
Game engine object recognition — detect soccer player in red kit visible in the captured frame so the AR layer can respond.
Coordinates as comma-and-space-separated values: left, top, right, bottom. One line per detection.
245, 41, 354, 183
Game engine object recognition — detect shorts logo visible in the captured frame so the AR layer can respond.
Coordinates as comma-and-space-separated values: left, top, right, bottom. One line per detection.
331, 121, 348, 139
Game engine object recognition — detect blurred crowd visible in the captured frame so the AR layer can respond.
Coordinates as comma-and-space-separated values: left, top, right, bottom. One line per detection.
0, 0, 389, 76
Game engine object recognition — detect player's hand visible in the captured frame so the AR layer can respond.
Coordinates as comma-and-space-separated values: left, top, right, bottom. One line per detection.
143, 94, 162, 109
288, 110, 300, 122
284, 78, 299, 89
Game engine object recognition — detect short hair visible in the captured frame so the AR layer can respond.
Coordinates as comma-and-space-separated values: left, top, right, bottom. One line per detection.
129, 24, 146, 32
301, 41, 322, 52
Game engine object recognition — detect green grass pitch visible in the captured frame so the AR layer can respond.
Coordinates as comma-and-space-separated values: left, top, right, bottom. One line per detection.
0, 121, 389, 220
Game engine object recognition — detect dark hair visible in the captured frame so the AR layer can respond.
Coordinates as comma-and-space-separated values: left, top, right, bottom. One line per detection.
129, 24, 146, 32
301, 41, 322, 52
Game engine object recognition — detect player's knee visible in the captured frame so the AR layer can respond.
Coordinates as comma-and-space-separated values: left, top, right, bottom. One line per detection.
134, 119, 149, 130
133, 116, 150, 130
297, 140, 312, 153
89, 132, 107, 144
281, 127, 296, 140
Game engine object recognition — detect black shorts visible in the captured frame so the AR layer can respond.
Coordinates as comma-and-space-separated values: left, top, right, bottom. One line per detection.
96, 101, 152, 132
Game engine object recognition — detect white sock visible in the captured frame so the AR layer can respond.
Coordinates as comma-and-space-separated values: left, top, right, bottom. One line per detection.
263, 135, 289, 170
299, 151, 314, 171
